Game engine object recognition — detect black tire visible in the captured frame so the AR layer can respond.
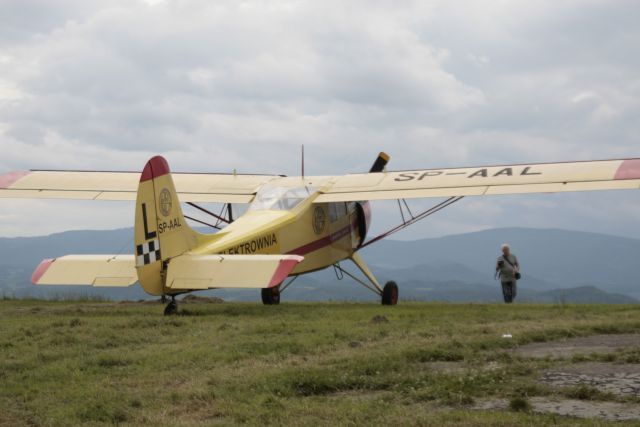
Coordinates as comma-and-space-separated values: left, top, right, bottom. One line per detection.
164, 300, 178, 316
261, 286, 281, 305
381, 281, 399, 305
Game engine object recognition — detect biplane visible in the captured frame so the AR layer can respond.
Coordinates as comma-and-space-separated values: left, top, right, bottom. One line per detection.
1, 153, 638, 314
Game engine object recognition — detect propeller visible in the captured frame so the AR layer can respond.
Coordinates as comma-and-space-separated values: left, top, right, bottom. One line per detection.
369, 152, 390, 173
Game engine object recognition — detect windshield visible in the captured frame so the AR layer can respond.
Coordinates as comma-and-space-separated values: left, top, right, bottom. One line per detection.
249, 185, 315, 211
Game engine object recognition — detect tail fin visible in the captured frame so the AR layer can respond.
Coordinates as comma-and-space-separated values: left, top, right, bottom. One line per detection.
134, 156, 201, 295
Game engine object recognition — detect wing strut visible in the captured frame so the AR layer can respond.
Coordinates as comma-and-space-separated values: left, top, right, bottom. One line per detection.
183, 201, 236, 230
187, 202, 231, 224
183, 215, 221, 230
332, 262, 382, 296
278, 274, 299, 294
358, 196, 465, 250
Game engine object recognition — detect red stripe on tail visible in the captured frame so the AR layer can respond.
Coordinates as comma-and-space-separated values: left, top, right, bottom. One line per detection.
268, 256, 303, 288
140, 156, 171, 182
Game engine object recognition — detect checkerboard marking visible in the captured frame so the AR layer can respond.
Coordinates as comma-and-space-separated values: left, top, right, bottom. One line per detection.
136, 239, 161, 266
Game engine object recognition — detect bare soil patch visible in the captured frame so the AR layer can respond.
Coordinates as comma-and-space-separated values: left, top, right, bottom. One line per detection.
475, 397, 640, 421
531, 397, 640, 421
370, 315, 389, 324
514, 334, 640, 358
542, 362, 640, 397
180, 295, 224, 304
424, 361, 467, 374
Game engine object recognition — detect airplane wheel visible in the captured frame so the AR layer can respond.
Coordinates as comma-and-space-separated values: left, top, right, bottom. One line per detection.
381, 281, 399, 306
261, 286, 281, 305
164, 299, 178, 315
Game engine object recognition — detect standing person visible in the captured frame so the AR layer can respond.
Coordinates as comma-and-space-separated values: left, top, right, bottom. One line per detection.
496, 244, 520, 303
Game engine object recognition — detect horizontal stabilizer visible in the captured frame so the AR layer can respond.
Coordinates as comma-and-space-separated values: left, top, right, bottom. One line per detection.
32, 255, 138, 286
166, 254, 303, 290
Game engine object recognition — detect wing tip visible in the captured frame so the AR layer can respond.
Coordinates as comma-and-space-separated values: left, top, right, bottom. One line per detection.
614, 158, 640, 180
140, 156, 171, 182
31, 258, 54, 284
0, 171, 29, 189
268, 255, 304, 288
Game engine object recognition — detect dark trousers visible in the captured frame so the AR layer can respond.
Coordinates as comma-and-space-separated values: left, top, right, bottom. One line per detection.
501, 280, 517, 303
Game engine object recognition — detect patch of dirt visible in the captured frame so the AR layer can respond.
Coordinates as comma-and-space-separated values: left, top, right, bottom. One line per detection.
419, 361, 503, 375
118, 299, 162, 305
423, 361, 466, 374
180, 295, 224, 304
117, 296, 224, 305
542, 363, 640, 397
370, 315, 389, 324
328, 390, 388, 401
531, 397, 640, 421
514, 334, 640, 358
475, 397, 640, 421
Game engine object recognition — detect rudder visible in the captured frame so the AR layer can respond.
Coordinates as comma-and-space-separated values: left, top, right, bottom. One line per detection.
134, 156, 200, 295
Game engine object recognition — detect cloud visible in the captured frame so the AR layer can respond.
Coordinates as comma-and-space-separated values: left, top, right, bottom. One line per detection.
0, 0, 638, 238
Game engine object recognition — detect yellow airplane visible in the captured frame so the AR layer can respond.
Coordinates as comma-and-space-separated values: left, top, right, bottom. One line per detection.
1, 153, 639, 314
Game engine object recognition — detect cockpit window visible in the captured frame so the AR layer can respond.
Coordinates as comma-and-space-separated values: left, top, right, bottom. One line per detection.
249, 185, 316, 212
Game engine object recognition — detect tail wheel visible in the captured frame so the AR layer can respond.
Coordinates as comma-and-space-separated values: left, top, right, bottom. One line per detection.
261, 286, 281, 305
381, 281, 399, 306
163, 299, 178, 315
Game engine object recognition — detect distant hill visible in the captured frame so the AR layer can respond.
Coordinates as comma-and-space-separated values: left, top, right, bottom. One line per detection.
360, 227, 640, 298
214, 279, 637, 304
0, 227, 638, 303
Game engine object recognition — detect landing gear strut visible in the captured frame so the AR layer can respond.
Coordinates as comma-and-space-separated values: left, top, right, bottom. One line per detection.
261, 286, 281, 305
164, 296, 178, 315
333, 253, 400, 306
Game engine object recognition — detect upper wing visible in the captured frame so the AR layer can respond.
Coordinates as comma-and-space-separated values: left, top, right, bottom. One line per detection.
315, 158, 640, 202
0, 170, 279, 203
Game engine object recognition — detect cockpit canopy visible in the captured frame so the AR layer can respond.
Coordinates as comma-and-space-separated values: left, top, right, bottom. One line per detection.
249, 185, 316, 212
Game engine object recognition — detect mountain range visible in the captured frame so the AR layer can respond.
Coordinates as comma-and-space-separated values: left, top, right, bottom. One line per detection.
1, 227, 638, 303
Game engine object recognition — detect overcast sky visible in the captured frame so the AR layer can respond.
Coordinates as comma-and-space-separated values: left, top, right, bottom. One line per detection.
0, 0, 638, 240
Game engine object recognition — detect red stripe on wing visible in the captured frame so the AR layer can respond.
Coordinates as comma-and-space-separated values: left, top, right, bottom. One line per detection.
614, 159, 640, 180
0, 171, 29, 188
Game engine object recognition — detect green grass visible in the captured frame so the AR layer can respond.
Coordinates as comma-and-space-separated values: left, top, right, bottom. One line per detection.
508, 396, 532, 413
0, 300, 639, 426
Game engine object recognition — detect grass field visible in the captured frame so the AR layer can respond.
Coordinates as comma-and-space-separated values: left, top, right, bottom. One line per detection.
1, 299, 640, 426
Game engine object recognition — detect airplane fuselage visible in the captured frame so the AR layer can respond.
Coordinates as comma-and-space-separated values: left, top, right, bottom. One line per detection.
187, 195, 370, 279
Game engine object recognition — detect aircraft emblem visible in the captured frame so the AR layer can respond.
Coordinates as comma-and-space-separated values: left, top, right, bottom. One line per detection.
159, 188, 172, 217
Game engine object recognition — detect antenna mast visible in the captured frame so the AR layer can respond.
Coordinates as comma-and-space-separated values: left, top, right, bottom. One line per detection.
301, 144, 305, 180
